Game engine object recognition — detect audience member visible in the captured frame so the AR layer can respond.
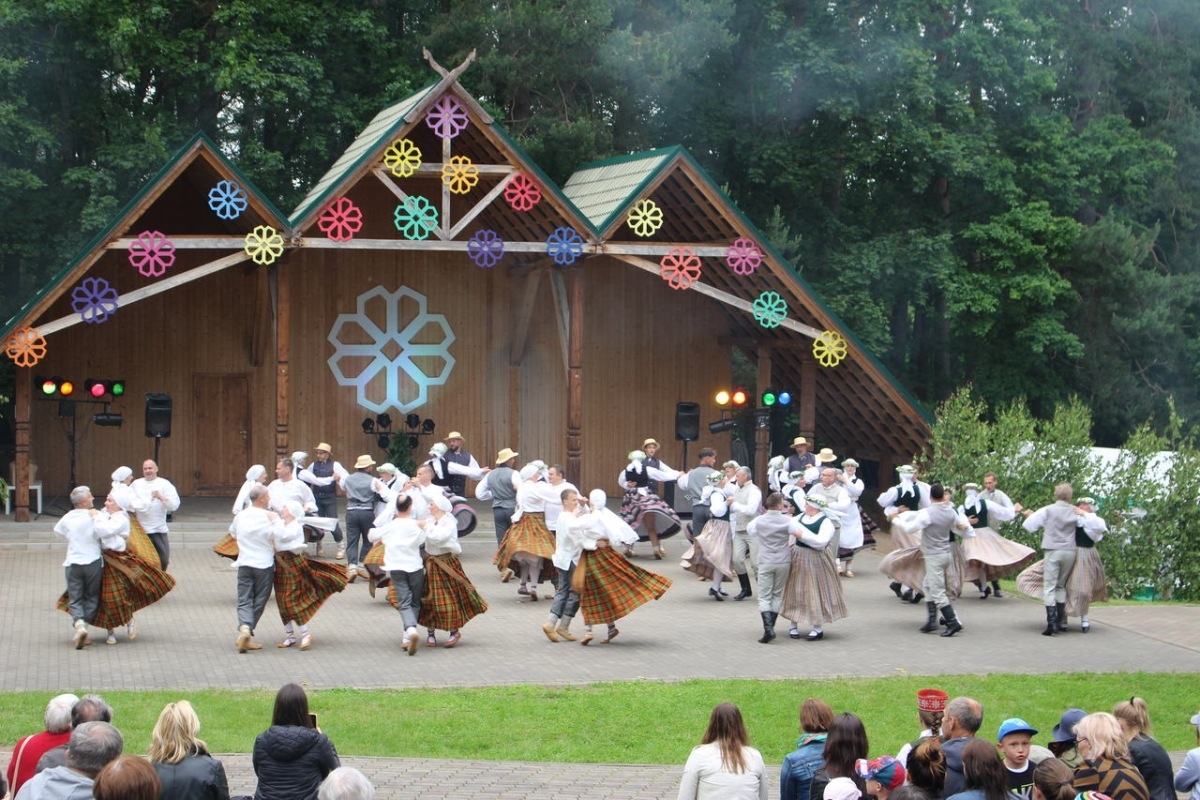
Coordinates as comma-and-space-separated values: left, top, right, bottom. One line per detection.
252, 684, 339, 800
1030, 758, 1075, 800
997, 718, 1038, 800
891, 787, 934, 800
899, 690, 948, 769
1112, 697, 1174, 800
812, 712, 869, 800
1047, 709, 1087, 768
35, 695, 114, 774
317, 767, 374, 800
782, 698, 835, 800
15, 721, 123, 800
1175, 710, 1200, 800
6, 694, 77, 795
940, 697, 984, 799
945, 739, 1014, 800
1072, 712, 1149, 800
856, 756, 906, 800
677, 702, 768, 799
92, 756, 161, 800
147, 700, 230, 800
908, 739, 947, 799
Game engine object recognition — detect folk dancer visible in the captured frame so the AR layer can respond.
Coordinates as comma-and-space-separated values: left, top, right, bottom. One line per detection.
748, 492, 798, 643
217, 465, 268, 559
542, 464, 579, 531
617, 443, 683, 559
267, 459, 317, 515
272, 500, 347, 651
786, 436, 817, 475
494, 462, 557, 600
805, 459, 853, 574
107, 465, 174, 637
230, 485, 285, 653
1019, 483, 1080, 636
341, 455, 382, 585
767, 454, 788, 494
981, 472, 1016, 508
1017, 490, 1104, 633
442, 431, 489, 498
679, 448, 720, 544
836, 458, 867, 577
958, 482, 1035, 599
56, 492, 174, 645
574, 489, 672, 645
131, 459, 180, 570
476, 448, 520, 546
893, 483, 971, 637
367, 494, 426, 655
372, 463, 406, 524
780, 494, 848, 641
297, 443, 349, 559
53, 487, 104, 649
877, 464, 931, 601
681, 473, 735, 599
729, 466, 764, 601
420, 494, 487, 648
542, 486, 593, 642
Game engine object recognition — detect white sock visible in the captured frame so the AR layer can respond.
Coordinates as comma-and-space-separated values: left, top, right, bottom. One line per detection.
284, 622, 294, 637
297, 623, 308, 635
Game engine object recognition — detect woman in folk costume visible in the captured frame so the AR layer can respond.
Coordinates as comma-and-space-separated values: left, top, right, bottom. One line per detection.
493, 462, 557, 600
617, 447, 683, 559
270, 501, 347, 650
877, 465, 931, 602
767, 455, 788, 494
835, 459, 868, 578
1017, 495, 1108, 632
781, 494, 848, 641
958, 482, 1036, 599
215, 465, 268, 560
368, 494, 427, 655
56, 491, 175, 645
574, 489, 673, 645
419, 494, 487, 648
681, 473, 736, 601
362, 467, 410, 597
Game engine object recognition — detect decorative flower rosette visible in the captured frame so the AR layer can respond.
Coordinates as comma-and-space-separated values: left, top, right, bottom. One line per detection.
4, 327, 46, 367
660, 247, 702, 290
244, 225, 285, 265
208, 180, 248, 220
813, 330, 848, 367
626, 199, 664, 237
546, 227, 584, 265
383, 138, 422, 178
425, 94, 469, 139
504, 174, 542, 211
318, 198, 363, 242
467, 230, 505, 268
71, 277, 119, 324
394, 196, 439, 240
441, 155, 479, 195
127, 230, 176, 277
726, 238, 763, 275
752, 291, 787, 328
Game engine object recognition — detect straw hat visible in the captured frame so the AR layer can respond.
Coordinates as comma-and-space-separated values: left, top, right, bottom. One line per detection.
816, 447, 838, 463
643, 438, 659, 448
353, 454, 376, 469
791, 437, 809, 449
445, 431, 464, 441
496, 447, 519, 465
315, 442, 333, 453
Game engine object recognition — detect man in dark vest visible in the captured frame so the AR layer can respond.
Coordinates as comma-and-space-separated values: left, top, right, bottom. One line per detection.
478, 447, 519, 546
680, 448, 719, 541
785, 436, 816, 475
298, 443, 348, 559
442, 431, 488, 498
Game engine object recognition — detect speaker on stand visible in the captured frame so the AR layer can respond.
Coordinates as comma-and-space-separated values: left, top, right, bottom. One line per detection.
673, 402, 701, 514
145, 393, 172, 464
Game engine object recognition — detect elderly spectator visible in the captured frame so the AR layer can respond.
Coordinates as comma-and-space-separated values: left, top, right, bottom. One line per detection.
1072, 712, 1149, 800
15, 721, 123, 800
940, 697, 983, 799
318, 767, 374, 800
92, 756, 160, 800
6, 694, 78, 795
36, 695, 113, 774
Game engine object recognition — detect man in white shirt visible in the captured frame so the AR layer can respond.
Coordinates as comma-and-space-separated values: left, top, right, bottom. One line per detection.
230, 485, 284, 653
298, 443, 349, 558
131, 460, 180, 570
53, 486, 103, 650
729, 466, 763, 601
268, 458, 317, 515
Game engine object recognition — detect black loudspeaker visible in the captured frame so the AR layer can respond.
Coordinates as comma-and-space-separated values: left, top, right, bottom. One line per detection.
145, 393, 173, 439
675, 401, 701, 442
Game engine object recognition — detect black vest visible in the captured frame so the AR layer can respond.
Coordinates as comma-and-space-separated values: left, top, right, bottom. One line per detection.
428, 457, 451, 488
624, 466, 650, 489
310, 459, 336, 500
967, 499, 989, 528
896, 485, 920, 509
444, 450, 471, 496
1074, 525, 1095, 548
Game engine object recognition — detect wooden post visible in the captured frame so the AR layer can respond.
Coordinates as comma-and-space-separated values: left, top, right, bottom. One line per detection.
274, 264, 290, 461
753, 344, 772, 488
13, 367, 31, 522
566, 265, 584, 485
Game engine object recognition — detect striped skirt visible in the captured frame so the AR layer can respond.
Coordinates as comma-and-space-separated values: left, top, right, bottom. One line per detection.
681, 519, 735, 580
57, 525, 175, 629
417, 552, 488, 630
273, 551, 347, 625
889, 522, 922, 550
494, 512, 556, 580
618, 490, 682, 540
961, 527, 1037, 582
877, 543, 966, 600
572, 546, 672, 625
1016, 549, 1108, 615
781, 544, 848, 629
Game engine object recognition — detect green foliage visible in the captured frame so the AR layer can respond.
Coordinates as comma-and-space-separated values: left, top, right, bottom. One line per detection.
386, 435, 419, 480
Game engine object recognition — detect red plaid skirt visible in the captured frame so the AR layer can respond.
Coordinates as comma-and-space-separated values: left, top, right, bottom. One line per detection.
573, 546, 672, 625
417, 552, 488, 630
213, 533, 239, 560
273, 551, 347, 625
494, 512, 556, 581
56, 533, 175, 629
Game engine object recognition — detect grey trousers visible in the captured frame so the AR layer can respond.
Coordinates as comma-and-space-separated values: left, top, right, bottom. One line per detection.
147, 532, 170, 570
756, 561, 791, 613
493, 506, 514, 546
237, 565, 275, 632
922, 550, 953, 608
1043, 549, 1077, 605
389, 569, 426, 630
732, 531, 758, 578
689, 505, 711, 543
344, 508, 376, 565
549, 562, 581, 620
65, 559, 103, 624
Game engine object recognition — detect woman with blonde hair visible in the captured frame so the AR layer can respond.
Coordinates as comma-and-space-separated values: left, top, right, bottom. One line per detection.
1072, 712, 1149, 800
1112, 697, 1174, 800
678, 702, 768, 799
147, 700, 229, 799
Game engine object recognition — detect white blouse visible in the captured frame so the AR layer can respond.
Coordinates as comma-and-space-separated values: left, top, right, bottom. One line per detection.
677, 742, 768, 800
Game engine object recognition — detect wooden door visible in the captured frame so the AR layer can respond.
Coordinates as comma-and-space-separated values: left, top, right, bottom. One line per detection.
193, 374, 251, 496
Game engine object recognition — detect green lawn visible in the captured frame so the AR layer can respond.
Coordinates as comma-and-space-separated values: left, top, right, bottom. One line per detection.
2, 673, 1196, 763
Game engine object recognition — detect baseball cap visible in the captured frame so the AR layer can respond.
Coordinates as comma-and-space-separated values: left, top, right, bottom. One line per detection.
856, 756, 905, 790
998, 718, 1039, 742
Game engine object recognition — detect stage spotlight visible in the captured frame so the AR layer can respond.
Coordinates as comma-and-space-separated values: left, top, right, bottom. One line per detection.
708, 418, 737, 434
92, 413, 124, 427
421, 419, 435, 434
377, 433, 391, 449
376, 412, 393, 429
405, 413, 420, 429
361, 417, 375, 434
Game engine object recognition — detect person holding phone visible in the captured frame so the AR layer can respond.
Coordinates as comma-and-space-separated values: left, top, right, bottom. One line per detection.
252, 683, 339, 800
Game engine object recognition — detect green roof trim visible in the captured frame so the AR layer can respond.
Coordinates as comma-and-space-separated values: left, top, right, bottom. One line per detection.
562, 147, 682, 233
1, 131, 286, 340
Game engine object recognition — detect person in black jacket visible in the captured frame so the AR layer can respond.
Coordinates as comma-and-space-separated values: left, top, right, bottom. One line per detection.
252, 683, 340, 800
148, 700, 229, 800
1113, 697, 1176, 800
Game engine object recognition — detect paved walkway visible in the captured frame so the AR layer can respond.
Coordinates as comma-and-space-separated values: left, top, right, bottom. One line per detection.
2, 498, 1197, 798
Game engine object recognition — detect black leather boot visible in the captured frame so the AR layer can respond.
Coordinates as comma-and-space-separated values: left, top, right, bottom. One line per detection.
1055, 602, 1068, 631
991, 580, 1003, 598
920, 601, 939, 633
940, 605, 963, 637
909, 590, 925, 604
1042, 605, 1056, 636
734, 572, 753, 601
890, 581, 904, 598
759, 611, 775, 643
